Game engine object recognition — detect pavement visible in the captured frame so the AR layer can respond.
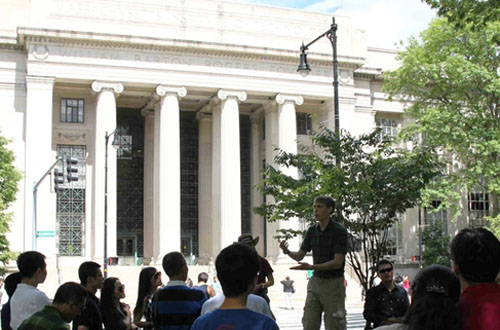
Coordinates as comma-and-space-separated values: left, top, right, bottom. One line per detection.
272, 300, 366, 330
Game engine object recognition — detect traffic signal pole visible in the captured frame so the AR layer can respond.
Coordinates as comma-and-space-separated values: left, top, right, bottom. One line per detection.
32, 157, 64, 250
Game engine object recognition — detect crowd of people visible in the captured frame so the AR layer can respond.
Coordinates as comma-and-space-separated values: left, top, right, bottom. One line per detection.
0, 195, 499, 330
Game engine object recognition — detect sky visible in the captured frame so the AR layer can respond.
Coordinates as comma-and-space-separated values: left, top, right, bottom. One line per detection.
238, 0, 437, 49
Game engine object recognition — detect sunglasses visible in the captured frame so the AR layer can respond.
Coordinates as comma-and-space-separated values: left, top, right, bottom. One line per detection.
153, 271, 161, 279
378, 267, 393, 274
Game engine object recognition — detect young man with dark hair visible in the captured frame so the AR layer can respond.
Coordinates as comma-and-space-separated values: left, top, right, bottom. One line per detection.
152, 252, 207, 329
10, 251, 51, 330
18, 282, 86, 330
1, 272, 23, 330
450, 228, 500, 330
72, 262, 104, 330
363, 259, 409, 329
194, 272, 215, 299
191, 244, 278, 329
279, 195, 348, 330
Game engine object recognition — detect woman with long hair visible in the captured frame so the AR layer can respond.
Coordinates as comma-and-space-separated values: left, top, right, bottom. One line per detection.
376, 265, 461, 330
100, 277, 132, 330
133, 267, 162, 329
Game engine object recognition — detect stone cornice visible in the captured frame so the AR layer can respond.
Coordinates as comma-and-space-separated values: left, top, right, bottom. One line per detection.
15, 27, 365, 70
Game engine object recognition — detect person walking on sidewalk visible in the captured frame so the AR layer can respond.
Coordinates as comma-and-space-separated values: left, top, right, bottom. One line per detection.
280, 276, 295, 310
279, 196, 348, 330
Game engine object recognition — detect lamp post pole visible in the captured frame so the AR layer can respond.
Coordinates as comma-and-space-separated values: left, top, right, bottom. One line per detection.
104, 130, 119, 278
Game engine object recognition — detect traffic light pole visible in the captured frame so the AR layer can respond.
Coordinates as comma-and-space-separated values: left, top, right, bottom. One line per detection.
32, 157, 64, 250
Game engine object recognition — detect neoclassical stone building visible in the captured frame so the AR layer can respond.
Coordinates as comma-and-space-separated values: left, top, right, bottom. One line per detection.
4, 0, 482, 283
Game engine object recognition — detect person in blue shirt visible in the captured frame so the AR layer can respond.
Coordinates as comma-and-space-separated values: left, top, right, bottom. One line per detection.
191, 244, 278, 330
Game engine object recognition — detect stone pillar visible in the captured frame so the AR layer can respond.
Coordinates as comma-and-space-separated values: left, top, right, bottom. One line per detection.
276, 94, 303, 254
24, 76, 55, 253
154, 85, 186, 259
250, 112, 264, 256
264, 103, 280, 258
216, 89, 247, 250
211, 98, 222, 256
91, 81, 123, 261
197, 111, 212, 263
141, 107, 155, 265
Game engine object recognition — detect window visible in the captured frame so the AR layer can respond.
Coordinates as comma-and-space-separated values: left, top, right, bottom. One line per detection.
376, 118, 398, 141
61, 98, 84, 123
297, 113, 312, 135
424, 200, 448, 234
468, 192, 489, 228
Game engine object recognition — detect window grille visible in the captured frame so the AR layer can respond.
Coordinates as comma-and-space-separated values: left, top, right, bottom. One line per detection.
297, 113, 313, 135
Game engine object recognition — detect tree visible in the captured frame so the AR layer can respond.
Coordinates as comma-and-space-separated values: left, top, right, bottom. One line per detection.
0, 133, 22, 274
384, 18, 500, 232
422, 221, 450, 267
423, 0, 500, 32
255, 128, 440, 290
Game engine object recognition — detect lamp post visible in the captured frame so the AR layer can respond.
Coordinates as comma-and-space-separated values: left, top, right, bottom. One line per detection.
104, 130, 120, 278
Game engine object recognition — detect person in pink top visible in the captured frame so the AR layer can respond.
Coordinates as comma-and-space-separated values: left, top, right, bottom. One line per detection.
450, 228, 500, 330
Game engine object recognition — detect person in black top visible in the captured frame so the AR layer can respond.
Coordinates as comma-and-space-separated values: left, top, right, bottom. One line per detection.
100, 277, 132, 330
133, 267, 162, 329
73, 261, 104, 330
1, 272, 22, 330
363, 259, 409, 329
194, 272, 215, 299
279, 196, 348, 330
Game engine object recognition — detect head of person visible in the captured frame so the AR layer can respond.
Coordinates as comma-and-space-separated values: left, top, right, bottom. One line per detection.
405, 265, 461, 330
198, 272, 209, 284
17, 251, 47, 283
313, 196, 335, 221
216, 243, 260, 298
162, 252, 188, 281
285, 276, 290, 281
52, 282, 87, 322
4, 272, 22, 299
134, 267, 161, 315
236, 233, 259, 250
78, 261, 103, 290
450, 228, 500, 284
101, 277, 125, 311
376, 259, 394, 283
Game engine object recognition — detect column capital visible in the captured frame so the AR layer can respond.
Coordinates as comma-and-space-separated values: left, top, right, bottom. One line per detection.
141, 108, 155, 118
275, 94, 304, 106
25, 76, 55, 89
156, 85, 187, 98
217, 89, 247, 102
196, 112, 212, 121
91, 81, 124, 94
263, 102, 277, 114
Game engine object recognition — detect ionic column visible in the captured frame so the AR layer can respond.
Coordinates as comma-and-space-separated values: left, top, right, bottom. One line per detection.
211, 98, 222, 256
276, 94, 303, 255
250, 112, 264, 256
197, 111, 212, 263
216, 89, 247, 249
154, 85, 186, 259
141, 107, 155, 265
24, 76, 55, 253
264, 103, 280, 258
91, 81, 124, 261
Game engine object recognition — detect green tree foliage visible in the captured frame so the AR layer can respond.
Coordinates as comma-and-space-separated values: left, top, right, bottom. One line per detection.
255, 128, 440, 290
0, 134, 22, 274
384, 18, 500, 226
422, 221, 450, 267
423, 0, 500, 32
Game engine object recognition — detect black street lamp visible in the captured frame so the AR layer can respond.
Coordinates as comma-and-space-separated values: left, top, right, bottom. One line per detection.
297, 17, 340, 139
104, 130, 120, 278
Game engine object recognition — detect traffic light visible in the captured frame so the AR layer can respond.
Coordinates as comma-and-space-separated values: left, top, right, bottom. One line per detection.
108, 257, 119, 266
412, 255, 420, 262
66, 157, 79, 182
53, 168, 64, 192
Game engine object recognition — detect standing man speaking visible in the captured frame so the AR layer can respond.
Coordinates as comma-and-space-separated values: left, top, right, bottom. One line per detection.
279, 196, 348, 330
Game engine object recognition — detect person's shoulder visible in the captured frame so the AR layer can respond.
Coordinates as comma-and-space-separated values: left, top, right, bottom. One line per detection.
330, 219, 347, 232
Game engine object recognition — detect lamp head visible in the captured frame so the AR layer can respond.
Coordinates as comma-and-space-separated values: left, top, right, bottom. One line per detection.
111, 133, 120, 150
297, 45, 311, 77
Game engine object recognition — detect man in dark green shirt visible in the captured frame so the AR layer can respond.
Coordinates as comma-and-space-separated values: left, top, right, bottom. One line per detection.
19, 282, 86, 330
280, 196, 348, 330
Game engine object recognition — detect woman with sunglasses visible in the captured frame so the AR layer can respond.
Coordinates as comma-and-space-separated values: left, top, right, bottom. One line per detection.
100, 277, 132, 330
133, 267, 162, 329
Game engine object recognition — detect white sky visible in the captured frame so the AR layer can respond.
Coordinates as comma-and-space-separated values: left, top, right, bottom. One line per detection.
237, 0, 437, 49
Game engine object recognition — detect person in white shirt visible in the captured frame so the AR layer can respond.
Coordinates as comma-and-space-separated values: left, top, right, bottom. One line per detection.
201, 292, 274, 318
10, 251, 51, 330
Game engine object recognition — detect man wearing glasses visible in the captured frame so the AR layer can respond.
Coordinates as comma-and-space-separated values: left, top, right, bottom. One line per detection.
363, 259, 409, 329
